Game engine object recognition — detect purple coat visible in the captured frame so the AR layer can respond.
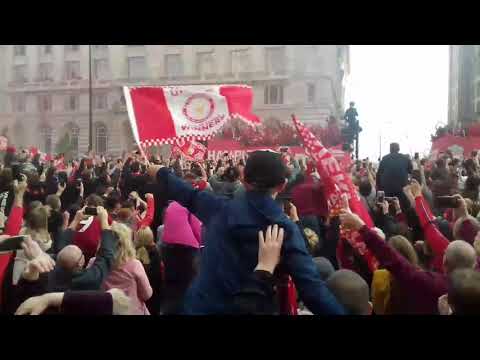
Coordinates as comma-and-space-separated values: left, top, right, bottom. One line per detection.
359, 226, 447, 314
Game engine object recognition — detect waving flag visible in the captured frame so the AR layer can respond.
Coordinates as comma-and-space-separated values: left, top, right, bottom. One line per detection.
124, 85, 260, 148
291, 115, 378, 272
172, 138, 207, 161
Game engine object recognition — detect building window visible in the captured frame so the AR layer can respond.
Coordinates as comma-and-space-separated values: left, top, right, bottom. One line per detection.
65, 45, 80, 52
12, 95, 26, 112
13, 122, 25, 147
265, 47, 286, 75
68, 123, 80, 154
38, 94, 52, 112
41, 45, 53, 55
165, 54, 183, 79
307, 83, 316, 103
128, 56, 147, 79
196, 52, 215, 77
93, 94, 108, 110
305, 46, 318, 72
13, 65, 27, 83
95, 122, 108, 154
264, 84, 284, 105
65, 61, 81, 80
40, 126, 53, 154
64, 95, 79, 111
14, 45, 26, 56
39, 63, 53, 81
230, 49, 251, 74
94, 59, 109, 79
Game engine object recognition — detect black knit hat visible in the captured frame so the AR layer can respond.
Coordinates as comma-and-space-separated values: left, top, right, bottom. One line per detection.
244, 151, 288, 190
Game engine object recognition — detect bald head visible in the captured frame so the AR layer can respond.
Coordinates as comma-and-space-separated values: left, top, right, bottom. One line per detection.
57, 245, 84, 271
444, 240, 477, 274
448, 269, 480, 314
327, 270, 370, 315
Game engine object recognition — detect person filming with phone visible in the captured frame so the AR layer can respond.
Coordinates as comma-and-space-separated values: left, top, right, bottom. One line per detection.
11, 206, 118, 309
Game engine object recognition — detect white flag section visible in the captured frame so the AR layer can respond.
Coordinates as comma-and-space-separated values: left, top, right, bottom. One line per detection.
164, 86, 230, 137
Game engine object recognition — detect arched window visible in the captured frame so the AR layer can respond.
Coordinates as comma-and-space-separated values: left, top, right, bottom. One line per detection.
40, 126, 53, 154
95, 122, 108, 154
67, 122, 80, 155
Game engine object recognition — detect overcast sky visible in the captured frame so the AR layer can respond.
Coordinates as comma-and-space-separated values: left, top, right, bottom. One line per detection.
344, 45, 449, 161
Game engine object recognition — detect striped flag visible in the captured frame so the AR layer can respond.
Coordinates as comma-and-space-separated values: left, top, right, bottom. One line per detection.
291, 115, 378, 272
124, 85, 260, 148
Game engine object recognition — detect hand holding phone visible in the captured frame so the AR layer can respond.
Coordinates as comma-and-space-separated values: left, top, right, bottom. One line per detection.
0, 235, 28, 253
376, 191, 385, 204
84, 207, 98, 216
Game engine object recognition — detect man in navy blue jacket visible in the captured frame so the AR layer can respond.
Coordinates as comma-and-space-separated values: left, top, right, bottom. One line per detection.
149, 151, 345, 315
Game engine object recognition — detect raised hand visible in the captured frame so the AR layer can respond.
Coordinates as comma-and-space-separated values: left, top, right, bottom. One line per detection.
255, 224, 285, 274
339, 210, 365, 231
21, 236, 42, 260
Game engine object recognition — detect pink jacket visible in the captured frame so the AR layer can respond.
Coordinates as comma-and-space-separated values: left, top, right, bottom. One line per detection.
102, 258, 153, 315
162, 201, 202, 249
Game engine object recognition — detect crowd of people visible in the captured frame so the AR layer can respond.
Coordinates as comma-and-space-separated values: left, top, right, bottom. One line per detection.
1, 137, 480, 315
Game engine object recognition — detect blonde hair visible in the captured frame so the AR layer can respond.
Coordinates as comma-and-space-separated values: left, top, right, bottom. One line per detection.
388, 235, 418, 266
303, 227, 319, 253
135, 227, 155, 265
111, 222, 136, 268
22, 206, 52, 251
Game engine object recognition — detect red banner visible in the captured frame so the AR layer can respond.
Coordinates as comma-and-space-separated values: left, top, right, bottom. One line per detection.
172, 139, 207, 161
431, 134, 480, 160
291, 115, 378, 272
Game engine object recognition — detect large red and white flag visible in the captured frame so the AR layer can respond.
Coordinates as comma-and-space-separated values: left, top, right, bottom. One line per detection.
124, 85, 260, 148
291, 115, 378, 272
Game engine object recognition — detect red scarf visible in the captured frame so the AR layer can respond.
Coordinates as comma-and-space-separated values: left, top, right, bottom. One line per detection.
292, 115, 378, 272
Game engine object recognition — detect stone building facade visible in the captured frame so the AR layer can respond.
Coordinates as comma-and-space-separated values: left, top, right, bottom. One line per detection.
0, 45, 349, 155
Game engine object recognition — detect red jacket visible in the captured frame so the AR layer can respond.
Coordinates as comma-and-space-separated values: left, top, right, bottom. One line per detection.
414, 195, 448, 273
291, 177, 328, 218
4, 206, 23, 237
0, 205, 23, 308
136, 196, 155, 230
73, 217, 104, 261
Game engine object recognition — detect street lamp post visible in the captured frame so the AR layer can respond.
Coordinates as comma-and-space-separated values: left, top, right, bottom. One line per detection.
88, 45, 93, 152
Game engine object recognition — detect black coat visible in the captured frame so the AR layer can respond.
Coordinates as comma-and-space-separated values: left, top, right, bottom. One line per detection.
377, 153, 413, 195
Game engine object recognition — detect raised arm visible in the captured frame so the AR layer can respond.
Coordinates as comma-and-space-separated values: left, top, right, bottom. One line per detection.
283, 221, 345, 315
340, 210, 440, 293
5, 175, 27, 236
409, 180, 449, 266
137, 193, 155, 229
150, 166, 225, 225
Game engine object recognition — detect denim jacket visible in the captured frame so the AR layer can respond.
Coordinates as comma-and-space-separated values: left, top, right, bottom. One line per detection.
156, 168, 345, 315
